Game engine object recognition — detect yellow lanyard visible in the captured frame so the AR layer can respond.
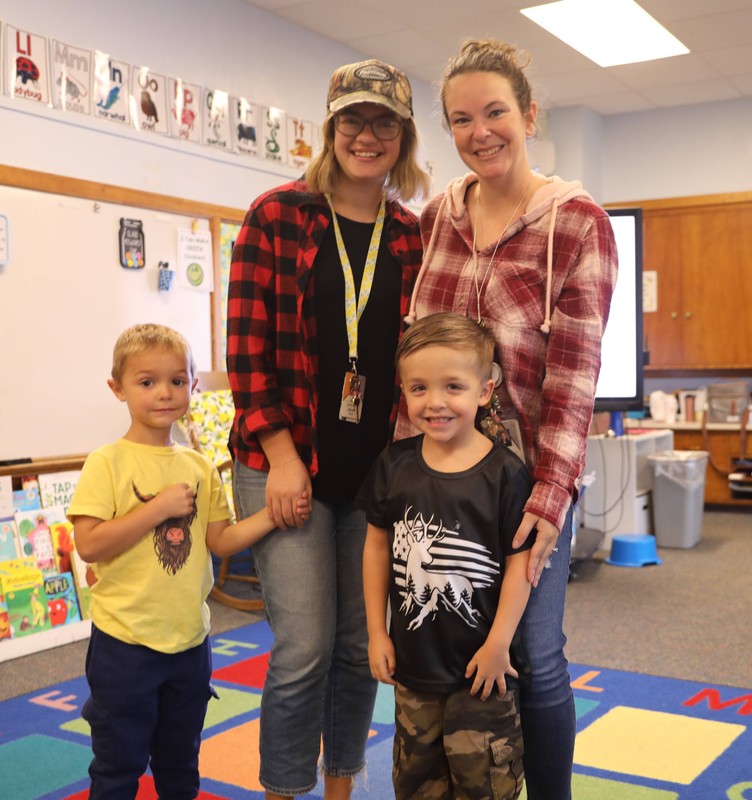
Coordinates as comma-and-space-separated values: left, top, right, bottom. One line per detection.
326, 193, 386, 366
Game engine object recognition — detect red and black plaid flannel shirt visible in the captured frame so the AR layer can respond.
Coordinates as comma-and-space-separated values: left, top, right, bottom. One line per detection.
227, 179, 423, 475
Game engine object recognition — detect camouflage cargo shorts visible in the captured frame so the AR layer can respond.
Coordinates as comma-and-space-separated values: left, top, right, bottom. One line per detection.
392, 682, 524, 800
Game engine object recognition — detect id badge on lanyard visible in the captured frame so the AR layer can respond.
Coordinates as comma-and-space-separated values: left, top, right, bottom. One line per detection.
327, 193, 385, 424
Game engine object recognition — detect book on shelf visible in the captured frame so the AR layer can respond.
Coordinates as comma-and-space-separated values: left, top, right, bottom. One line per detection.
44, 572, 82, 627
0, 475, 13, 518
14, 506, 65, 576
69, 548, 92, 621
50, 519, 75, 574
0, 517, 21, 561
38, 469, 81, 513
0, 562, 50, 638
13, 486, 40, 512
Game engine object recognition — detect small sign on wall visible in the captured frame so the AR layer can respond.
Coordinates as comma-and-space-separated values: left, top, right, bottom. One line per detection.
177, 228, 213, 292
119, 218, 145, 269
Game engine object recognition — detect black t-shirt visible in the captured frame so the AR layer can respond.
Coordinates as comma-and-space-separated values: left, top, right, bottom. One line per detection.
312, 215, 402, 505
360, 436, 534, 694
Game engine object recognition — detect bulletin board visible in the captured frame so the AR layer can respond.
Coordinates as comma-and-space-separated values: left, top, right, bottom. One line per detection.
0, 167, 244, 461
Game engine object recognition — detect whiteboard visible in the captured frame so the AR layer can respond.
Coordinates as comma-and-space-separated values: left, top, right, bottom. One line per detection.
0, 184, 213, 460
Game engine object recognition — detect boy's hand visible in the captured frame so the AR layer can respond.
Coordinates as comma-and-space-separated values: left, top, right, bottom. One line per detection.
295, 490, 312, 522
154, 483, 197, 519
466, 640, 517, 701
368, 630, 397, 685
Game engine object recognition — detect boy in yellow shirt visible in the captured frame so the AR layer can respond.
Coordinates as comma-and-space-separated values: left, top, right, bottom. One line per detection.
68, 323, 309, 799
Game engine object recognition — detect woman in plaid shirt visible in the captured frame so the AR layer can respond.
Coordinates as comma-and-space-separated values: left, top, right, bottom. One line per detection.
398, 40, 618, 799
227, 59, 429, 799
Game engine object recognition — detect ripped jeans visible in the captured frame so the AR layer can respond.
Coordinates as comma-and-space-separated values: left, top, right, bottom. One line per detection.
234, 462, 378, 796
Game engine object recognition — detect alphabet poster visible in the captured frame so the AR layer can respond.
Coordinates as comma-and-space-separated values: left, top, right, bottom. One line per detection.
203, 89, 232, 151
287, 117, 313, 170
92, 51, 130, 125
50, 39, 92, 114
5, 24, 50, 104
168, 77, 202, 143
131, 66, 168, 134
231, 96, 259, 157
262, 106, 287, 164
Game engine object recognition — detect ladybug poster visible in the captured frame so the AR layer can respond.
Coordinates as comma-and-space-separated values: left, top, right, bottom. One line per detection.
50, 39, 92, 115
5, 24, 50, 104
131, 66, 168, 135
92, 50, 130, 125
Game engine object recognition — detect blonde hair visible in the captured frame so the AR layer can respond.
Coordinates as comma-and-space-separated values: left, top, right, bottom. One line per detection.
440, 38, 534, 126
305, 113, 431, 202
111, 323, 195, 382
396, 313, 495, 378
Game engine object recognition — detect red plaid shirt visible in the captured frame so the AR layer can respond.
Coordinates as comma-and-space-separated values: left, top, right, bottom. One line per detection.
397, 174, 617, 530
227, 179, 423, 475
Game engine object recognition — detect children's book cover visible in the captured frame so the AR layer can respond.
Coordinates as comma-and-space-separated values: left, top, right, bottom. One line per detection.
168, 77, 202, 142
231, 96, 260, 156
14, 507, 62, 576
92, 50, 130, 125
44, 572, 82, 627
287, 117, 314, 170
0, 475, 13, 518
13, 486, 40, 512
38, 469, 81, 512
0, 588, 9, 641
203, 88, 232, 150
131, 65, 168, 134
2, 565, 49, 638
262, 106, 288, 164
5, 24, 50, 104
49, 39, 91, 114
0, 517, 20, 562
50, 519, 76, 574
70, 549, 92, 621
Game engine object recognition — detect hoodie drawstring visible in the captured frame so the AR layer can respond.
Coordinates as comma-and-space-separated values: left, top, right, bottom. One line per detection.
539, 197, 558, 335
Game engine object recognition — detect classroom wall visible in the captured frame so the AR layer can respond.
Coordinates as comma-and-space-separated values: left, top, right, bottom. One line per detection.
0, 0, 464, 210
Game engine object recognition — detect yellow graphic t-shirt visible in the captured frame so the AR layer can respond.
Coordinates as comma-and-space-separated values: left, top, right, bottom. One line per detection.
68, 439, 231, 653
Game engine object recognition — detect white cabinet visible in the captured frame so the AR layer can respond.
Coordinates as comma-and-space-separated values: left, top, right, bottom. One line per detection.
579, 430, 674, 550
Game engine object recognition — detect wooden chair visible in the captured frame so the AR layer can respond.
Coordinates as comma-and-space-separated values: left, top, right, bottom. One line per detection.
179, 371, 264, 612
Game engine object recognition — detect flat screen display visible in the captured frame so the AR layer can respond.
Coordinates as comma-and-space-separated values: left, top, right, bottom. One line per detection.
594, 209, 644, 412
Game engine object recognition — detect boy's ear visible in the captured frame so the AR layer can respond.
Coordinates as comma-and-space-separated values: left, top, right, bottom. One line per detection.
478, 378, 495, 407
191, 376, 199, 392
107, 378, 126, 402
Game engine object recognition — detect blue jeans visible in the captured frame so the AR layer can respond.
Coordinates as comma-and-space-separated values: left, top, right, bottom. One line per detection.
234, 463, 378, 796
518, 506, 575, 800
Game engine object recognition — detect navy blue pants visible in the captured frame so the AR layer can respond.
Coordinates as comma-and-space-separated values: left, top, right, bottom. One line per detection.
82, 625, 215, 799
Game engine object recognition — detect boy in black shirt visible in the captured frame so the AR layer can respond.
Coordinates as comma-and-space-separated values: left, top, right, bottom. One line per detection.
361, 312, 534, 799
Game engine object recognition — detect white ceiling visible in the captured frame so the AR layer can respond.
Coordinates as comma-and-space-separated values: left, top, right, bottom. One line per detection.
242, 0, 752, 115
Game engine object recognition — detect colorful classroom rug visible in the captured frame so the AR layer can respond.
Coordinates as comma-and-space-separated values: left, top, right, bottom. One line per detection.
1, 619, 750, 799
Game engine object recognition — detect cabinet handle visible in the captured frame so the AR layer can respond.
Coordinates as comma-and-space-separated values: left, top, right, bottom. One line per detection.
671, 311, 678, 320
685, 311, 692, 319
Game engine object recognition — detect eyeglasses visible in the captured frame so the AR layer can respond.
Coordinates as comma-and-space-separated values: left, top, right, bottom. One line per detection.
334, 112, 403, 141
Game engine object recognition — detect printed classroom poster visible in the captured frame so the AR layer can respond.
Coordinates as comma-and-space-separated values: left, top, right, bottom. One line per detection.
6, 25, 50, 104
131, 66, 169, 134
168, 77, 202, 142
50, 39, 92, 114
231, 96, 259, 156
92, 51, 130, 125
262, 106, 288, 164
177, 228, 213, 293
287, 117, 314, 170
202, 89, 232, 151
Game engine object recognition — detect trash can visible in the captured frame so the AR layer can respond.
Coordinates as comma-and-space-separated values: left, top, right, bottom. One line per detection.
647, 451, 708, 548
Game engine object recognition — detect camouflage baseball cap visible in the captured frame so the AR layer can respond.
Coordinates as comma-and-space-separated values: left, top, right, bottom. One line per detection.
327, 59, 413, 119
